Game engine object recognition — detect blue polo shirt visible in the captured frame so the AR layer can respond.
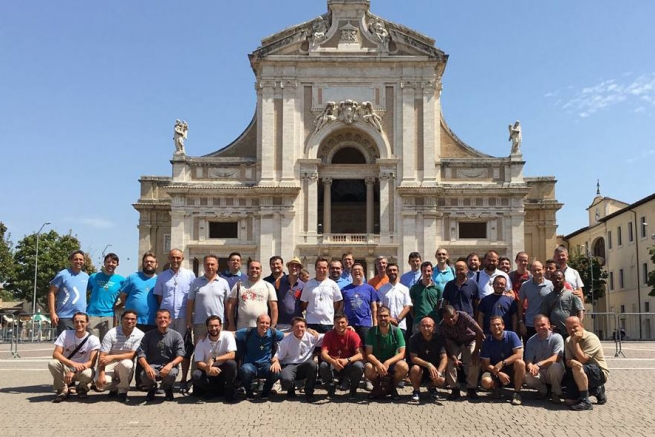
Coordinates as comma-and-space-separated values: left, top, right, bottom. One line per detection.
341, 283, 379, 327
478, 293, 517, 334
236, 328, 285, 365
276, 277, 305, 326
480, 330, 522, 366
87, 271, 126, 317
442, 278, 480, 317
121, 272, 159, 325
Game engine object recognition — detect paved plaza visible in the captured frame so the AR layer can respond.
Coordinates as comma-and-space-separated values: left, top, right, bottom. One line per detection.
0, 342, 652, 437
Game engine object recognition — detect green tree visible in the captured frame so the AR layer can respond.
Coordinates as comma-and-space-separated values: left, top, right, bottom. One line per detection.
568, 248, 608, 304
0, 222, 16, 299
647, 246, 655, 296
8, 230, 96, 308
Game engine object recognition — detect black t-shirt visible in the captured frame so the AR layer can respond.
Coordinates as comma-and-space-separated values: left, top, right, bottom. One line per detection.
409, 331, 446, 364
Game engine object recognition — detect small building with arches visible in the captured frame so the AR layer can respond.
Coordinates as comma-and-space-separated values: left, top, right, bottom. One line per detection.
134, 0, 561, 277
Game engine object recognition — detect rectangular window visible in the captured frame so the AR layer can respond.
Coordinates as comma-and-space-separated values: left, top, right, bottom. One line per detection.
620, 304, 625, 314
644, 263, 649, 285
641, 216, 647, 238
645, 302, 651, 313
458, 222, 487, 239
609, 272, 614, 291
619, 269, 624, 289
617, 226, 623, 246
628, 221, 634, 242
607, 230, 612, 249
209, 222, 238, 239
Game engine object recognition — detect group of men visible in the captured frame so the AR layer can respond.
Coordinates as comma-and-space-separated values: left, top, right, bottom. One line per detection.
46, 246, 608, 411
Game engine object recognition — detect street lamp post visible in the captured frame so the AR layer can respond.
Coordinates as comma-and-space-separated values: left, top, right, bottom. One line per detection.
32, 222, 51, 315
101, 244, 112, 262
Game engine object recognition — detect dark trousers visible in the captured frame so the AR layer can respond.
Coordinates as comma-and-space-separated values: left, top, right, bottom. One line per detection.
56, 318, 74, 336
352, 326, 370, 347
134, 324, 156, 386
239, 362, 280, 395
319, 361, 365, 390
308, 324, 333, 333
280, 360, 318, 394
192, 360, 237, 398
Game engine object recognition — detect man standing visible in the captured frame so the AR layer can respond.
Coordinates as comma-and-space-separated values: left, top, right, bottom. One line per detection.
274, 317, 322, 401
48, 250, 90, 335
432, 248, 455, 295
263, 255, 286, 292
408, 316, 447, 402
509, 251, 531, 300
220, 252, 244, 290
275, 257, 305, 332
186, 255, 231, 343
300, 257, 343, 333
440, 305, 484, 400
498, 257, 512, 274
400, 252, 422, 289
236, 314, 285, 400
539, 270, 584, 339
378, 263, 412, 334
320, 313, 365, 399
480, 316, 525, 406
410, 261, 441, 331
564, 316, 609, 410
466, 253, 481, 279
137, 309, 185, 402
95, 310, 144, 403
517, 261, 553, 341
329, 259, 351, 290
340, 252, 355, 284
368, 256, 389, 291
154, 248, 196, 393
226, 260, 278, 331
117, 252, 159, 333
341, 263, 379, 343
474, 250, 511, 299
364, 306, 409, 400
87, 253, 125, 340
477, 276, 518, 335
191, 315, 238, 403
554, 246, 585, 300
442, 260, 479, 318
48, 312, 100, 402
524, 314, 565, 404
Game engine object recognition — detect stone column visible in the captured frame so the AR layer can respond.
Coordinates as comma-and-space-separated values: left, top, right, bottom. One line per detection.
366, 177, 375, 234
379, 172, 394, 239
400, 84, 416, 185
281, 81, 297, 184
259, 84, 276, 183
323, 178, 333, 235
422, 82, 437, 185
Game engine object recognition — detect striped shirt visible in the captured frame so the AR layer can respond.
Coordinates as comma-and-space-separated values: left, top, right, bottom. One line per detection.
439, 311, 479, 345
100, 326, 144, 354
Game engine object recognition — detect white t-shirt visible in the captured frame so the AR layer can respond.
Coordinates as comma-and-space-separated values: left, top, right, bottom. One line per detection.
378, 282, 413, 331
300, 278, 343, 325
229, 279, 277, 330
275, 332, 324, 364
475, 269, 512, 298
54, 330, 101, 364
100, 326, 144, 354
562, 266, 584, 291
194, 331, 237, 362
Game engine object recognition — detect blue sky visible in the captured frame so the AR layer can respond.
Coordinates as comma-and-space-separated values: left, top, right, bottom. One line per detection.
2, 0, 654, 274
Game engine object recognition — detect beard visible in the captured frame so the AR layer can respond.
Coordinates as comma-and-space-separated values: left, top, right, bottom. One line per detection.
143, 266, 156, 275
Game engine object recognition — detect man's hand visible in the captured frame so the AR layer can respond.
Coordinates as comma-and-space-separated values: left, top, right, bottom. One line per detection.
497, 371, 510, 386
270, 361, 281, 374
99, 355, 114, 367
568, 359, 583, 369
571, 329, 584, 342
96, 372, 107, 389
389, 317, 399, 326
72, 363, 86, 372
145, 365, 157, 381
493, 361, 505, 373
51, 312, 59, 327
160, 363, 173, 378
427, 363, 439, 381
207, 366, 221, 377
527, 363, 540, 377
64, 371, 75, 385
451, 356, 462, 368
375, 362, 388, 376
332, 358, 345, 371
307, 328, 319, 339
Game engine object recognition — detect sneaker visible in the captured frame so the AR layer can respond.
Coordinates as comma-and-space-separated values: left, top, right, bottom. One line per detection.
348, 389, 357, 400
466, 388, 479, 400
179, 382, 188, 395
107, 390, 118, 398
117, 393, 129, 403
411, 390, 420, 402
339, 380, 350, 391
447, 389, 461, 400
397, 381, 405, 389
245, 390, 255, 400
390, 387, 400, 401
550, 393, 562, 405
570, 399, 593, 411
164, 389, 174, 401
287, 387, 297, 398
536, 389, 549, 400
491, 387, 503, 399
77, 390, 88, 400
146, 388, 156, 402
511, 392, 522, 406
52, 391, 68, 403
156, 388, 164, 395
327, 384, 336, 398
305, 392, 316, 403
364, 380, 374, 391
428, 387, 440, 400
261, 391, 270, 400
595, 385, 607, 405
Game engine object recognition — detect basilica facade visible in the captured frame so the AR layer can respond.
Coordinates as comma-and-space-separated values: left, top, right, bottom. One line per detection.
135, 0, 561, 275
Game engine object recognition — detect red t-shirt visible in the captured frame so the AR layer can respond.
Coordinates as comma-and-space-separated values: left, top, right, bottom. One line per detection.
322, 329, 362, 359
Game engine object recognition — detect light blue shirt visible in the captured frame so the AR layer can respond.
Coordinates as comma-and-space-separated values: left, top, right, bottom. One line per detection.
340, 270, 353, 284
121, 272, 158, 325
518, 278, 554, 327
432, 266, 455, 293
154, 268, 196, 319
524, 331, 564, 363
334, 276, 351, 290
87, 271, 125, 317
400, 270, 421, 289
50, 268, 89, 318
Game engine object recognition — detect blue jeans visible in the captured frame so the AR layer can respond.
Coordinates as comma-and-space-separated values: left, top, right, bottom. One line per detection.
239, 362, 280, 395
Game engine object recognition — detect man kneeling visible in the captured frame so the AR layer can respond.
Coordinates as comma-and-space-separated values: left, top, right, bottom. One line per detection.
192, 315, 238, 402
409, 316, 447, 402
364, 306, 409, 400
480, 315, 525, 405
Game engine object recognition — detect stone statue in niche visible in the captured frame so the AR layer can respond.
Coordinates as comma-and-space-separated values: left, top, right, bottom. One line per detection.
314, 101, 337, 133
174, 119, 188, 154
367, 18, 389, 46
360, 101, 382, 132
508, 120, 522, 154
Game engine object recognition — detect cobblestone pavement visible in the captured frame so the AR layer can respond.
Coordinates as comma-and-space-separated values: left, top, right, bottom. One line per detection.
1, 342, 653, 437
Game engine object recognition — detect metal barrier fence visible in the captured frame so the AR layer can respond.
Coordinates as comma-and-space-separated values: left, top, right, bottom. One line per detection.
1, 322, 56, 344
617, 313, 655, 342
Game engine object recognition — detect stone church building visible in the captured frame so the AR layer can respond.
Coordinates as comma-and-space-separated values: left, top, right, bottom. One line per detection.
135, 0, 561, 275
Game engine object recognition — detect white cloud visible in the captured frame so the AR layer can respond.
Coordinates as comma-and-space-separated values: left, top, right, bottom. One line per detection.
556, 73, 655, 118
80, 218, 115, 229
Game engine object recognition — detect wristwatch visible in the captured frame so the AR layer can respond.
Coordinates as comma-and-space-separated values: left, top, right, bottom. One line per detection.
347, 357, 352, 363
